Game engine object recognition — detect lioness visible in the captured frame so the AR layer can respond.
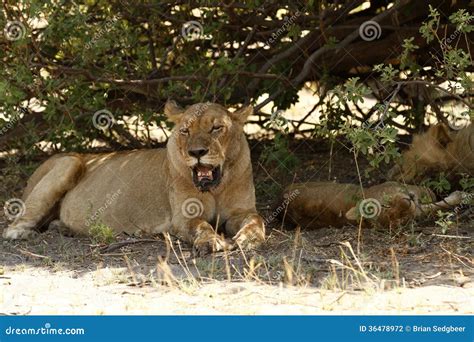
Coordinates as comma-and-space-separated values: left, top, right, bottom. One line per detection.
280, 181, 441, 229
2, 101, 265, 255
389, 123, 474, 182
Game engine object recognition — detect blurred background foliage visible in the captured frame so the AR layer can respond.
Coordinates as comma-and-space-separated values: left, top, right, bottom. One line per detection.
0, 0, 472, 158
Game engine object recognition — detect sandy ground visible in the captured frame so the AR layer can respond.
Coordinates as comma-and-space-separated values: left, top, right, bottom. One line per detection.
1, 266, 473, 315
1, 138, 472, 315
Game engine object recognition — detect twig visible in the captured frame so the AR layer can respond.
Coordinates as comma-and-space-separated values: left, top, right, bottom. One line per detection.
255, 2, 404, 111
425, 271, 442, 279
17, 249, 48, 259
100, 238, 158, 253
431, 234, 472, 240
396, 80, 473, 109
218, 26, 257, 91
123, 254, 139, 285
440, 246, 474, 270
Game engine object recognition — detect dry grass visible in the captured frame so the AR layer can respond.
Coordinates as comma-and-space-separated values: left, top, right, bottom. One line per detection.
0, 139, 473, 314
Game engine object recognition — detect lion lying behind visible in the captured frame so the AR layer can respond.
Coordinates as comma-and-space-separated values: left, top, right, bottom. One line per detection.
389, 123, 473, 183
280, 181, 464, 229
2, 101, 265, 255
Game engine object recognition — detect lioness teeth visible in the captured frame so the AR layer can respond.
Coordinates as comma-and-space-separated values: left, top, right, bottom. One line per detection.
196, 168, 213, 180
198, 171, 212, 177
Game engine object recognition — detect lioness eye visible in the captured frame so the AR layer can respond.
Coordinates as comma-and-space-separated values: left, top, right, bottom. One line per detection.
211, 125, 223, 133
180, 127, 189, 135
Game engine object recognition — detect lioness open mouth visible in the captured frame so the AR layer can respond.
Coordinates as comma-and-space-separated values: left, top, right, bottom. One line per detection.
192, 164, 222, 191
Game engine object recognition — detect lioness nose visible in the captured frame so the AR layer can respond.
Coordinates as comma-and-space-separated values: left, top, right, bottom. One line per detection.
188, 148, 209, 158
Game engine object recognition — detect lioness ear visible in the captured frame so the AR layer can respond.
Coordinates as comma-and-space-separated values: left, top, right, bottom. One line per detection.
164, 100, 184, 123
345, 207, 358, 221
429, 123, 452, 148
387, 164, 401, 180
230, 105, 253, 125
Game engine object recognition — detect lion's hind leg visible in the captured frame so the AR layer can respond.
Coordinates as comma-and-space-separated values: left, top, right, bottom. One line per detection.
48, 219, 75, 237
2, 155, 84, 240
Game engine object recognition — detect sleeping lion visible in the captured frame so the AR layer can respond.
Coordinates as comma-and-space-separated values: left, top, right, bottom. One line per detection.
279, 181, 464, 229
2, 101, 265, 255
389, 123, 473, 182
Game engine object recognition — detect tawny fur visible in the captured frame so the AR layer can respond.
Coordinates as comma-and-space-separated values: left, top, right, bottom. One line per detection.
2, 101, 265, 255
280, 181, 435, 229
389, 123, 474, 182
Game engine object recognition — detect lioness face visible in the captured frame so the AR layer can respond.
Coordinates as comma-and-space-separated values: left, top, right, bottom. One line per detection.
388, 124, 453, 182
165, 101, 252, 192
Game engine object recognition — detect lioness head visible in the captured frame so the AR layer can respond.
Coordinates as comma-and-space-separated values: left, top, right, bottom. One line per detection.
165, 100, 253, 192
345, 182, 435, 227
345, 192, 417, 226
388, 124, 453, 182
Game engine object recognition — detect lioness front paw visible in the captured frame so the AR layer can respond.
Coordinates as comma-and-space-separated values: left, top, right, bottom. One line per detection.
2, 223, 37, 240
233, 221, 265, 251
193, 225, 230, 256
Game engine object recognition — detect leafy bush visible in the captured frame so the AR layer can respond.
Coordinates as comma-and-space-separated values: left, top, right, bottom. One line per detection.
89, 222, 115, 245
0, 1, 472, 157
